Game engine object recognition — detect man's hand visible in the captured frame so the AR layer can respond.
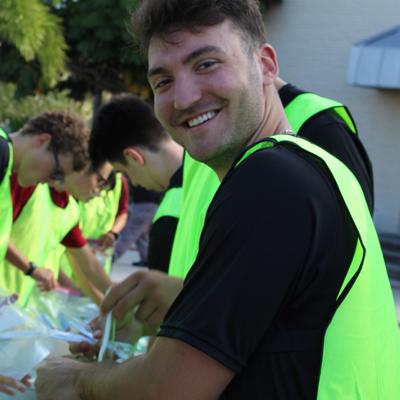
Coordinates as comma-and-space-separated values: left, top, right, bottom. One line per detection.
0, 374, 31, 396
95, 232, 116, 253
69, 316, 104, 360
101, 270, 183, 328
32, 268, 57, 291
35, 357, 90, 400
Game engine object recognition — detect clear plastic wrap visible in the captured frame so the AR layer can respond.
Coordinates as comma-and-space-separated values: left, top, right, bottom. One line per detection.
0, 291, 52, 381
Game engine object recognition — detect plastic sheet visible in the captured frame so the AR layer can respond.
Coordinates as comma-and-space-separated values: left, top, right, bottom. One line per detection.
0, 291, 52, 381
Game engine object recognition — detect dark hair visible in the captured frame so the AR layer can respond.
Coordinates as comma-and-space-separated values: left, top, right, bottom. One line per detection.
89, 93, 168, 168
131, 0, 266, 56
20, 111, 89, 171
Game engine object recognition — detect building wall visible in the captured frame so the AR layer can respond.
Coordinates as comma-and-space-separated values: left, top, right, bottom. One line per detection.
264, 0, 400, 233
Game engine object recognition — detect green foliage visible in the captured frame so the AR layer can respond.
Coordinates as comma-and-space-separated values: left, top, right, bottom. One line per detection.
0, 82, 91, 132
0, 0, 67, 89
55, 0, 145, 98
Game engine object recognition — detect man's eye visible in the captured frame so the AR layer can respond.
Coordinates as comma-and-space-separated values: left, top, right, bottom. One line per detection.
154, 79, 172, 90
198, 60, 218, 71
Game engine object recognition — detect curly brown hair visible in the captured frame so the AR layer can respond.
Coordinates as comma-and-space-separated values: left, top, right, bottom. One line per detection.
130, 0, 266, 57
20, 111, 89, 171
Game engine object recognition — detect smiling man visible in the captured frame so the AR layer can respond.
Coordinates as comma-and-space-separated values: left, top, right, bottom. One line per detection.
36, 1, 400, 399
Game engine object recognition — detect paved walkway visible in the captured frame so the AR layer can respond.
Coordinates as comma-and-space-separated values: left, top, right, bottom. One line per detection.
111, 250, 146, 282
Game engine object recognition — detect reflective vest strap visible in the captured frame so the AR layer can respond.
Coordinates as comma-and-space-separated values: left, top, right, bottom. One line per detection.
235, 140, 275, 168
236, 136, 365, 311
336, 238, 365, 301
284, 93, 357, 134
153, 187, 182, 223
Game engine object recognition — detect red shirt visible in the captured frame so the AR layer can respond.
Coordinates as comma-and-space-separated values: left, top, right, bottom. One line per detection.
10, 173, 86, 248
116, 175, 129, 217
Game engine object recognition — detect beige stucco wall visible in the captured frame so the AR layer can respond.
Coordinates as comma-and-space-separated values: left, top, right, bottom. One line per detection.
264, 0, 400, 233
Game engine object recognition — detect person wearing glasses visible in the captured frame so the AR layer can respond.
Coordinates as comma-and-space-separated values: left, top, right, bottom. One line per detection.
89, 93, 184, 277
0, 112, 112, 307
0, 111, 88, 395
54, 165, 129, 290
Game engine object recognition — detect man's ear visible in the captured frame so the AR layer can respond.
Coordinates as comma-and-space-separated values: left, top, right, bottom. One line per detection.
32, 133, 52, 148
258, 44, 279, 86
123, 147, 145, 166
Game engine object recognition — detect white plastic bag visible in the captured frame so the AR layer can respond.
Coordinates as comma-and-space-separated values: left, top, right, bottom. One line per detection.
0, 291, 53, 380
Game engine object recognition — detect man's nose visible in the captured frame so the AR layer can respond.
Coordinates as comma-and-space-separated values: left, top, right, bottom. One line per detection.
173, 76, 202, 111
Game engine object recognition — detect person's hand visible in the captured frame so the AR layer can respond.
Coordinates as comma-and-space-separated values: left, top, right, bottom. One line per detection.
32, 268, 57, 291
69, 314, 145, 360
69, 317, 102, 360
0, 374, 31, 396
94, 232, 116, 253
101, 269, 183, 328
35, 357, 89, 400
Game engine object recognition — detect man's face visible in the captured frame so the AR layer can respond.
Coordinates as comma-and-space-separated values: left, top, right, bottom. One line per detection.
113, 150, 163, 192
148, 20, 270, 168
17, 137, 74, 187
52, 162, 114, 202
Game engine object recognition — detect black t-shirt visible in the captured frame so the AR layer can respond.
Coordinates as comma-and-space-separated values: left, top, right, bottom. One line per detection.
158, 143, 358, 399
0, 135, 11, 184
148, 166, 183, 272
280, 84, 374, 212
129, 184, 161, 204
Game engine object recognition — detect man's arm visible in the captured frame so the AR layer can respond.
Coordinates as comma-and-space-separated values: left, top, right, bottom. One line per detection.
101, 269, 183, 328
95, 212, 128, 252
6, 242, 57, 291
36, 337, 234, 400
66, 245, 113, 303
96, 176, 129, 252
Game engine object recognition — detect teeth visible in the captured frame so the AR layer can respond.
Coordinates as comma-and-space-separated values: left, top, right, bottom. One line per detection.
187, 111, 217, 128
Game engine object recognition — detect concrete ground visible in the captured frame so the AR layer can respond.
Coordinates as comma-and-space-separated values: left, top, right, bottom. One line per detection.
111, 250, 146, 282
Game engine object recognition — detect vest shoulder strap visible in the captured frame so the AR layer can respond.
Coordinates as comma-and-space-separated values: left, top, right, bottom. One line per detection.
284, 92, 357, 134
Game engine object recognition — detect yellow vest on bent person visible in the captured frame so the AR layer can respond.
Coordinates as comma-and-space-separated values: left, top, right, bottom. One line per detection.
0, 184, 79, 307
60, 174, 123, 277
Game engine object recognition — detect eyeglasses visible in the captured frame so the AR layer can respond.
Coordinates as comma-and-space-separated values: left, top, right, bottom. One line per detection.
96, 169, 116, 191
49, 146, 65, 184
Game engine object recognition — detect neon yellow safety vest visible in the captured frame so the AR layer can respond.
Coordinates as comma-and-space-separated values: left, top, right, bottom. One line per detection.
60, 174, 123, 277
284, 92, 357, 135
0, 129, 13, 263
168, 155, 217, 278
79, 173, 123, 239
0, 184, 79, 307
236, 134, 400, 398
152, 187, 182, 224
168, 94, 356, 279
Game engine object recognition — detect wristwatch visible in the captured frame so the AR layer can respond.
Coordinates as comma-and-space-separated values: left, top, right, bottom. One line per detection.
109, 230, 119, 240
25, 261, 37, 276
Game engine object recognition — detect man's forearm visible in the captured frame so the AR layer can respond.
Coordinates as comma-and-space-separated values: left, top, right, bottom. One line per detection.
66, 246, 112, 293
6, 242, 31, 273
111, 213, 128, 235
78, 356, 154, 400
